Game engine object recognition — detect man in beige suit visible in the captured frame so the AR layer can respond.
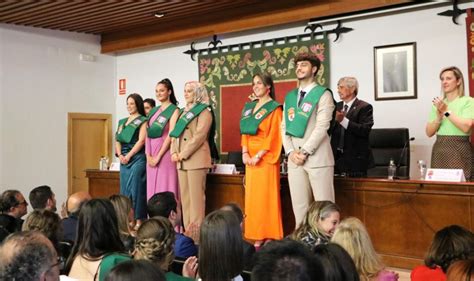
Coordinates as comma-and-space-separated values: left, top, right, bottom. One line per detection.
282, 53, 335, 227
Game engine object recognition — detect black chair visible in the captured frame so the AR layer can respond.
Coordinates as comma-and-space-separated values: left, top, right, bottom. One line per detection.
227, 151, 245, 173
367, 128, 410, 179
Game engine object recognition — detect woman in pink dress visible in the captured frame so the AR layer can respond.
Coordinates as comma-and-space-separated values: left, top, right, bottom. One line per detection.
146, 78, 180, 200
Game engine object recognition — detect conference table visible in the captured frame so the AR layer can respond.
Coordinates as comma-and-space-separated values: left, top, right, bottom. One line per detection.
85, 169, 474, 269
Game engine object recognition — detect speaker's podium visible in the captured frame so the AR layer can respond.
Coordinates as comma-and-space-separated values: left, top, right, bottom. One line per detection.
86, 169, 474, 270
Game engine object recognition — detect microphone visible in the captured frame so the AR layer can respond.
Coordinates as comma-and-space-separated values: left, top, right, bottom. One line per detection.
397, 137, 415, 169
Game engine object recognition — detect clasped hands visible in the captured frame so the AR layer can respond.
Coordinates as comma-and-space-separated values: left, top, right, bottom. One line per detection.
432, 97, 447, 118
171, 153, 183, 162
146, 154, 161, 167
289, 150, 308, 166
119, 154, 131, 165
242, 152, 261, 166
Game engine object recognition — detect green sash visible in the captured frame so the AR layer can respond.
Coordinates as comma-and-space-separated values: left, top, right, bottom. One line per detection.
147, 104, 178, 138
284, 86, 327, 138
169, 103, 209, 138
116, 116, 146, 143
240, 100, 281, 135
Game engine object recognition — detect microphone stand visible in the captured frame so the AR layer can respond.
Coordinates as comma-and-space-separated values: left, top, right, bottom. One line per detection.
396, 137, 415, 178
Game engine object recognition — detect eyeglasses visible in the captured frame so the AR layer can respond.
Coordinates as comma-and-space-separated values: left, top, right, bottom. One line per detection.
16, 201, 28, 207
48, 256, 62, 272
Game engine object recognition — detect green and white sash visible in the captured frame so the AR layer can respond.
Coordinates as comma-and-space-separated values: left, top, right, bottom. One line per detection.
240, 100, 281, 135
284, 86, 327, 138
169, 103, 209, 138
116, 116, 147, 143
147, 104, 178, 138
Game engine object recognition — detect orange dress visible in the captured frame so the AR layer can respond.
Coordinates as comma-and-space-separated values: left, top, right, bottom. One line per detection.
241, 106, 283, 240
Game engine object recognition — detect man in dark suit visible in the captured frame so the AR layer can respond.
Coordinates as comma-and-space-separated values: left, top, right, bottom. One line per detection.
330, 77, 374, 177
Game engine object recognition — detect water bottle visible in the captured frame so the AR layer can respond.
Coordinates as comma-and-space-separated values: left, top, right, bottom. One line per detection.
387, 158, 396, 180
99, 156, 107, 171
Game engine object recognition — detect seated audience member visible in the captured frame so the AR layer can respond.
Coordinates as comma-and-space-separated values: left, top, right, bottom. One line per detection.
22, 209, 71, 274
0, 231, 60, 281
61, 191, 91, 242
313, 243, 360, 281
411, 225, 474, 281
446, 259, 474, 281
330, 77, 374, 177
110, 194, 136, 253
0, 189, 28, 242
29, 185, 57, 212
65, 199, 131, 281
290, 200, 341, 248
147, 192, 198, 259
183, 210, 243, 281
331, 217, 398, 281
221, 203, 256, 271
105, 260, 165, 281
251, 239, 323, 281
134, 217, 193, 281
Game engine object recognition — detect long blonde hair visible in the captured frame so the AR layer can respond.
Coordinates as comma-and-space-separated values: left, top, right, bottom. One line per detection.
134, 217, 175, 271
290, 201, 340, 242
440, 66, 465, 98
331, 217, 384, 280
109, 194, 133, 237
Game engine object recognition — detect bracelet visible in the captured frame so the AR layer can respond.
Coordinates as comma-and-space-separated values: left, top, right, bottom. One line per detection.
242, 151, 249, 155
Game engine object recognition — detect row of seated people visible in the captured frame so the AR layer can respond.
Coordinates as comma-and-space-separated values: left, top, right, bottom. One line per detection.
1, 185, 474, 281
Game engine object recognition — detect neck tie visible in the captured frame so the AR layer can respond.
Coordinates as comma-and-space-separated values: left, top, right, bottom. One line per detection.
343, 104, 349, 114
298, 90, 306, 107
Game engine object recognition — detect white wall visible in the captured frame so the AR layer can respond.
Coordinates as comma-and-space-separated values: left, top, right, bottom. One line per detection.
0, 24, 116, 207
116, 3, 470, 178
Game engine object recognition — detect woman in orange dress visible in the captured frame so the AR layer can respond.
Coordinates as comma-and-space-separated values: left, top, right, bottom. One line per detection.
240, 73, 283, 248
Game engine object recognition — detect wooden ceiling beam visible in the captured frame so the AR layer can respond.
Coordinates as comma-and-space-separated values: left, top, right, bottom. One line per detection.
75, 1, 254, 34
101, 0, 412, 53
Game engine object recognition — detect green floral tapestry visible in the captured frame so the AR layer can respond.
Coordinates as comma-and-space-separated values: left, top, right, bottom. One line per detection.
198, 36, 330, 155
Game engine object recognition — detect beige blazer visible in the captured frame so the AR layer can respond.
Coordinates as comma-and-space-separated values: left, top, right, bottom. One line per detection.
171, 108, 213, 170
281, 90, 335, 168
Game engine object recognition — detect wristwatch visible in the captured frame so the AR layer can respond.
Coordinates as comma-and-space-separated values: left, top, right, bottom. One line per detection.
444, 111, 451, 117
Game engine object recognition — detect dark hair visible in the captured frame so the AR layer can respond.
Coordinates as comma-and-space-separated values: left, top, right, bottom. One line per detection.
104, 260, 166, 281
29, 185, 54, 210
253, 73, 275, 100
425, 225, 474, 272
0, 231, 57, 281
199, 210, 243, 281
252, 239, 324, 281
295, 53, 321, 77
143, 98, 156, 108
147, 192, 177, 218
0, 190, 21, 213
312, 243, 360, 281
127, 93, 146, 117
64, 199, 125, 274
158, 78, 178, 106
22, 209, 62, 247
221, 203, 244, 223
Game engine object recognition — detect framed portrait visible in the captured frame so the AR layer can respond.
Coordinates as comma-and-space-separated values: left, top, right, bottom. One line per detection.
374, 42, 417, 101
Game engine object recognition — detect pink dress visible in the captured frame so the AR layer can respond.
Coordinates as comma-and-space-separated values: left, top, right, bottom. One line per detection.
145, 107, 179, 201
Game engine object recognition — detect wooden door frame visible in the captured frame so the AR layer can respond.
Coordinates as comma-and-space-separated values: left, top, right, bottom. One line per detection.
67, 113, 112, 196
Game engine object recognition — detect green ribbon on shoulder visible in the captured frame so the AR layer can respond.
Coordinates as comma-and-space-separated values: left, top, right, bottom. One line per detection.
240, 100, 281, 135
284, 86, 327, 138
116, 116, 146, 143
147, 104, 178, 138
169, 103, 209, 138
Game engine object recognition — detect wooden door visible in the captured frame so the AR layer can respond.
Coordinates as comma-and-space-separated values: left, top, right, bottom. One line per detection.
68, 113, 112, 195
